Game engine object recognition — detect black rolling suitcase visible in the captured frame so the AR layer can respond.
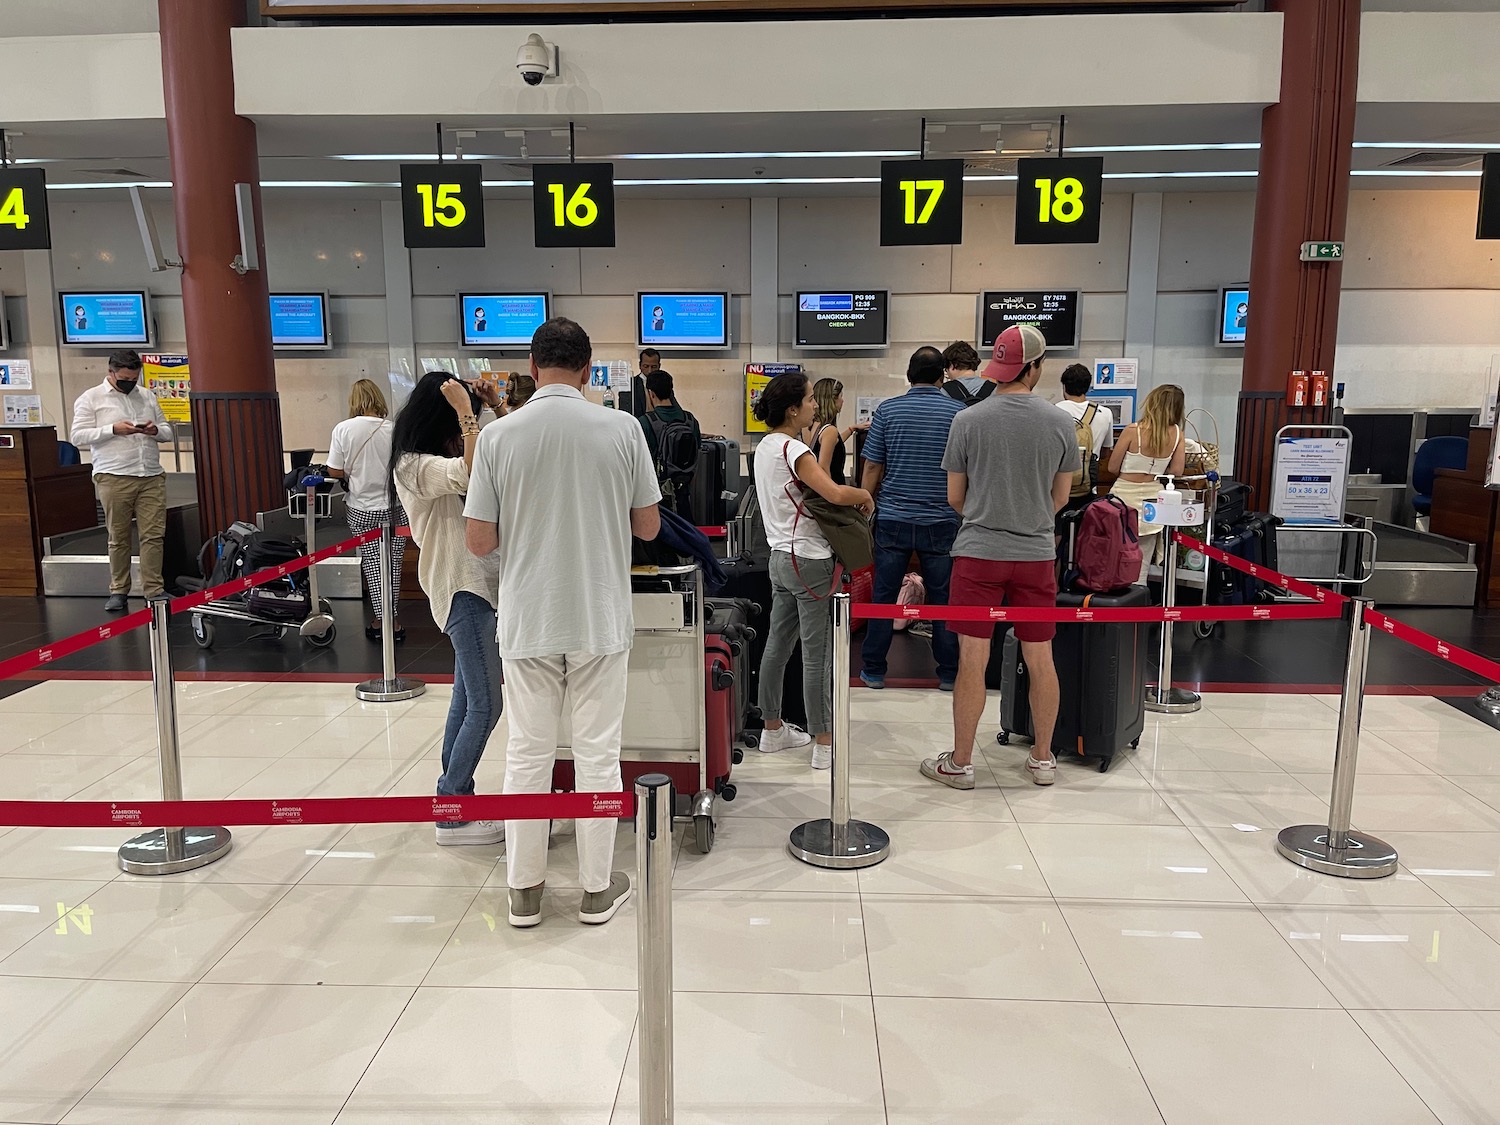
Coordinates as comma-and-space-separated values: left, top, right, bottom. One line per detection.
692, 438, 742, 528
718, 557, 807, 729
706, 598, 762, 752
1209, 513, 1282, 606
996, 587, 1148, 772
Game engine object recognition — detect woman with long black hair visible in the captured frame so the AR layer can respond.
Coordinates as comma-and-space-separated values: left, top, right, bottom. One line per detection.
390, 370, 506, 846
753, 372, 874, 769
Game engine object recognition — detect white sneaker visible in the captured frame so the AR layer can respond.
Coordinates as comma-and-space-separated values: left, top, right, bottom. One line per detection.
759, 723, 812, 754
1026, 754, 1058, 786
435, 820, 505, 846
810, 743, 832, 770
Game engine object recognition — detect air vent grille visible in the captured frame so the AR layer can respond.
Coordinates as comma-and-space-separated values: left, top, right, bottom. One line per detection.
1384, 151, 1484, 170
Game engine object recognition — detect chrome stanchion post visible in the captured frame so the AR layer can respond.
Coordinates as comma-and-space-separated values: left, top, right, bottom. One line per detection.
298, 481, 335, 642
119, 595, 232, 875
1145, 527, 1201, 714
356, 517, 424, 702
636, 775, 674, 1125
789, 592, 891, 868
1276, 596, 1398, 878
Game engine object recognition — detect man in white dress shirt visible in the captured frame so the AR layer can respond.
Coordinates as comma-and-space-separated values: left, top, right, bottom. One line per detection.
69, 351, 173, 613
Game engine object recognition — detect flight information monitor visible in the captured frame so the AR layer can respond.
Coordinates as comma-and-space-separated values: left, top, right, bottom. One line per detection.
979, 291, 1080, 350
459, 293, 551, 348
794, 291, 890, 349
638, 292, 731, 349
59, 291, 152, 347
269, 293, 332, 349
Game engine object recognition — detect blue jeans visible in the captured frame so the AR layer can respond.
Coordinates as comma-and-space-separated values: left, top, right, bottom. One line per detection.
437, 592, 504, 823
861, 518, 959, 683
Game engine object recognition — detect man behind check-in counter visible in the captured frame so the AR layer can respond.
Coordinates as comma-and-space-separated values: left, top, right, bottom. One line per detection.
69, 350, 173, 613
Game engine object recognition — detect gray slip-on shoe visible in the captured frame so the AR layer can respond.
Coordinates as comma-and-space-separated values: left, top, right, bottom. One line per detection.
578, 872, 633, 925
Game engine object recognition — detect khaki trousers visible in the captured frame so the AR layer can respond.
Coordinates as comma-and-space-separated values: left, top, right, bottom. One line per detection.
95, 473, 168, 595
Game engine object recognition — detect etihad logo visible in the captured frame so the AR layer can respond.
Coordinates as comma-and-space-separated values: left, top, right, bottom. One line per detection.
990, 297, 1037, 311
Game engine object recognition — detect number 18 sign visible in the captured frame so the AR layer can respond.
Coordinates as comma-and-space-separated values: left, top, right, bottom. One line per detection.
400, 163, 485, 249
1014, 156, 1103, 245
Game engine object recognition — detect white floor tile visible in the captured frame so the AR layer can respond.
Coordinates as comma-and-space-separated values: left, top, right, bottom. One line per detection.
1385, 831, 1500, 908
876, 996, 1163, 1125
1239, 727, 1431, 775
425, 886, 637, 990
64, 982, 413, 1125
613, 992, 885, 1125
339, 987, 635, 1125
1020, 823, 1247, 902
1199, 692, 1340, 729
1190, 825, 1447, 907
0, 975, 187, 1124
0, 876, 114, 960
180, 824, 354, 886
0, 711, 95, 755
300, 821, 502, 887
1262, 905, 1500, 1009
203, 883, 477, 986
1352, 1009, 1500, 1125
673, 817, 861, 895
0, 679, 147, 714
170, 679, 264, 715
1000, 766, 1184, 826
69, 755, 274, 803
855, 820, 1051, 898
0, 754, 154, 802
226, 681, 366, 718
1148, 769, 1334, 832
861, 896, 1100, 1001
1378, 723, 1500, 777
1060, 900, 1339, 1007
1, 879, 288, 983
1333, 774, 1500, 834
48, 710, 207, 752
1133, 724, 1286, 774
0, 828, 150, 881
178, 713, 330, 758
1113, 1003, 1439, 1125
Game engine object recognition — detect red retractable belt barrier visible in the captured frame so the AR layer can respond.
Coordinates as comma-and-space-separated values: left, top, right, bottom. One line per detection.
1175, 534, 1347, 605
0, 791, 633, 830
850, 602, 1342, 624
0, 609, 154, 682
697, 525, 727, 538
1364, 608, 1500, 684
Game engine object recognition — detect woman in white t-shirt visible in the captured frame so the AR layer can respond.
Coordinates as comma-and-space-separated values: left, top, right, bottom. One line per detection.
327, 379, 406, 642
392, 371, 506, 847
753, 372, 874, 769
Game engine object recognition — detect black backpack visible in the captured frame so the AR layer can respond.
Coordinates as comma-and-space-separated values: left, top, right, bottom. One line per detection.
648, 410, 700, 481
943, 379, 995, 407
198, 521, 305, 593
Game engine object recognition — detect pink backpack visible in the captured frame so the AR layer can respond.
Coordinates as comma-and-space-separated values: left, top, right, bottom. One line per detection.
893, 572, 925, 631
1070, 497, 1143, 593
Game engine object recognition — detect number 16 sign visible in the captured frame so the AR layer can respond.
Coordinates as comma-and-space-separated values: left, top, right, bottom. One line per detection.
532, 163, 616, 248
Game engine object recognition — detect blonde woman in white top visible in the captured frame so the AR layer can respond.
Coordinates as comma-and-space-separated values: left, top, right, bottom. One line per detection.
327, 379, 404, 642
391, 371, 505, 847
1108, 383, 1187, 585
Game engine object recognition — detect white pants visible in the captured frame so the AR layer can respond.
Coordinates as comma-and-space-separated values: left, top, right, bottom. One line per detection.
503, 650, 629, 893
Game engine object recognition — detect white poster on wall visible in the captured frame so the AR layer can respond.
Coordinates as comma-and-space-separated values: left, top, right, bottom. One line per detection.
0, 360, 32, 389
3, 394, 43, 425
856, 396, 886, 426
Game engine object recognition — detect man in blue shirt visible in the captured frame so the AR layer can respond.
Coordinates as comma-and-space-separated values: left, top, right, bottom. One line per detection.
860, 346, 964, 689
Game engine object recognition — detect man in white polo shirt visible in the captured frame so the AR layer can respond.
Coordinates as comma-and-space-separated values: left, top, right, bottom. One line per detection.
465, 318, 662, 929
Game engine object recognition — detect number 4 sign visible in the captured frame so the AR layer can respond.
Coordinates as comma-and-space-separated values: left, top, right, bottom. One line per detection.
0, 167, 51, 252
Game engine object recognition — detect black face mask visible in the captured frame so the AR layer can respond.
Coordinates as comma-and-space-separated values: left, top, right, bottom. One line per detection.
113, 378, 138, 395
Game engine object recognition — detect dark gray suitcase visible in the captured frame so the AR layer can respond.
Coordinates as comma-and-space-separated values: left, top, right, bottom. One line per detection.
693, 438, 742, 527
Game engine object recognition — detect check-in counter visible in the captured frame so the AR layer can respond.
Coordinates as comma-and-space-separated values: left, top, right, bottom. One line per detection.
1430, 427, 1500, 608
0, 426, 100, 596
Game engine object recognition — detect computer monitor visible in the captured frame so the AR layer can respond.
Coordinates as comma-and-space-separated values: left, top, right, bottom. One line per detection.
794, 290, 890, 350
269, 292, 332, 350
58, 291, 152, 347
1217, 286, 1249, 347
978, 291, 1080, 350
637, 292, 731, 349
458, 293, 551, 348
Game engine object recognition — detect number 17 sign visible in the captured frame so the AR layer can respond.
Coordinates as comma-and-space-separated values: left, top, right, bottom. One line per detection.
880, 159, 964, 246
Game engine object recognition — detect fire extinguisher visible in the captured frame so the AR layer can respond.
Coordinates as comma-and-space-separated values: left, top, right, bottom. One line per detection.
1310, 371, 1330, 408
1287, 370, 1309, 407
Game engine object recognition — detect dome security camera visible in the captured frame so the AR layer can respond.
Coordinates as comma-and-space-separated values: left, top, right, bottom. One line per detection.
516, 34, 558, 86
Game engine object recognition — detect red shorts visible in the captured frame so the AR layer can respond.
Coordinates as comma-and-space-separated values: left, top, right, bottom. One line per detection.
949, 556, 1058, 643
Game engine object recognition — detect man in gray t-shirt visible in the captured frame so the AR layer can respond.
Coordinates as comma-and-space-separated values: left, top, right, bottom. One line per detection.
923, 324, 1079, 793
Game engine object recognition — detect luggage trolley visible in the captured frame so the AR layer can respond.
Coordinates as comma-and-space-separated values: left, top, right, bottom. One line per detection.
188, 482, 338, 650
553, 564, 729, 853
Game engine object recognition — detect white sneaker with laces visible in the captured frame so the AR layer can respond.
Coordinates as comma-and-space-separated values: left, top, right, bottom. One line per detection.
435, 820, 506, 846
759, 723, 812, 754
1026, 753, 1058, 786
920, 751, 976, 790
810, 742, 832, 770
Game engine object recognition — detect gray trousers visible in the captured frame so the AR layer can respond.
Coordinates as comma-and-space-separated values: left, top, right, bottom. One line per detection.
758, 551, 837, 736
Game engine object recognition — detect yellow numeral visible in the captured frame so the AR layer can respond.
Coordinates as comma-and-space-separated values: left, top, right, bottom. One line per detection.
1035, 177, 1085, 224
548, 182, 599, 227
416, 183, 466, 228
0, 186, 30, 230
898, 179, 944, 225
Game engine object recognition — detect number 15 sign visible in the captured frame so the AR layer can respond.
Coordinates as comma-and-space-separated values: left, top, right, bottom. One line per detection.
880, 159, 964, 246
400, 163, 485, 249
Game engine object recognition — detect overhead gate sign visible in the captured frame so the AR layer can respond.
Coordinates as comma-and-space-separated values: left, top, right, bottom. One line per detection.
263, 0, 1214, 15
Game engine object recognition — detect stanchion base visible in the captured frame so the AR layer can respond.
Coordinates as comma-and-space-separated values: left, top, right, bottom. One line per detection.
1276, 824, 1399, 879
118, 827, 232, 876
1145, 686, 1202, 714
788, 818, 890, 869
356, 677, 426, 703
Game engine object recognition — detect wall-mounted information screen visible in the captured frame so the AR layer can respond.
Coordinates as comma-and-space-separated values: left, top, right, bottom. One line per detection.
460, 293, 551, 347
979, 291, 1080, 350
1217, 286, 1249, 347
638, 292, 730, 349
794, 291, 889, 349
269, 293, 332, 349
59, 292, 151, 347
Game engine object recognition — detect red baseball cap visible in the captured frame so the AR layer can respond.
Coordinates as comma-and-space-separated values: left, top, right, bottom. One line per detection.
982, 324, 1048, 384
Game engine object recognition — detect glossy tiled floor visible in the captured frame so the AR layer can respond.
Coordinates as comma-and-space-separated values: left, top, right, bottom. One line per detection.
0, 679, 1497, 1123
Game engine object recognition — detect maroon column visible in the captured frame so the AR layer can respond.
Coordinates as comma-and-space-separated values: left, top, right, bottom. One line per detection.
1235, 0, 1360, 505
159, 0, 284, 540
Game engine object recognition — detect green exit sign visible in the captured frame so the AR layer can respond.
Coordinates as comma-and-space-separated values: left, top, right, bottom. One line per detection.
1300, 241, 1345, 261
